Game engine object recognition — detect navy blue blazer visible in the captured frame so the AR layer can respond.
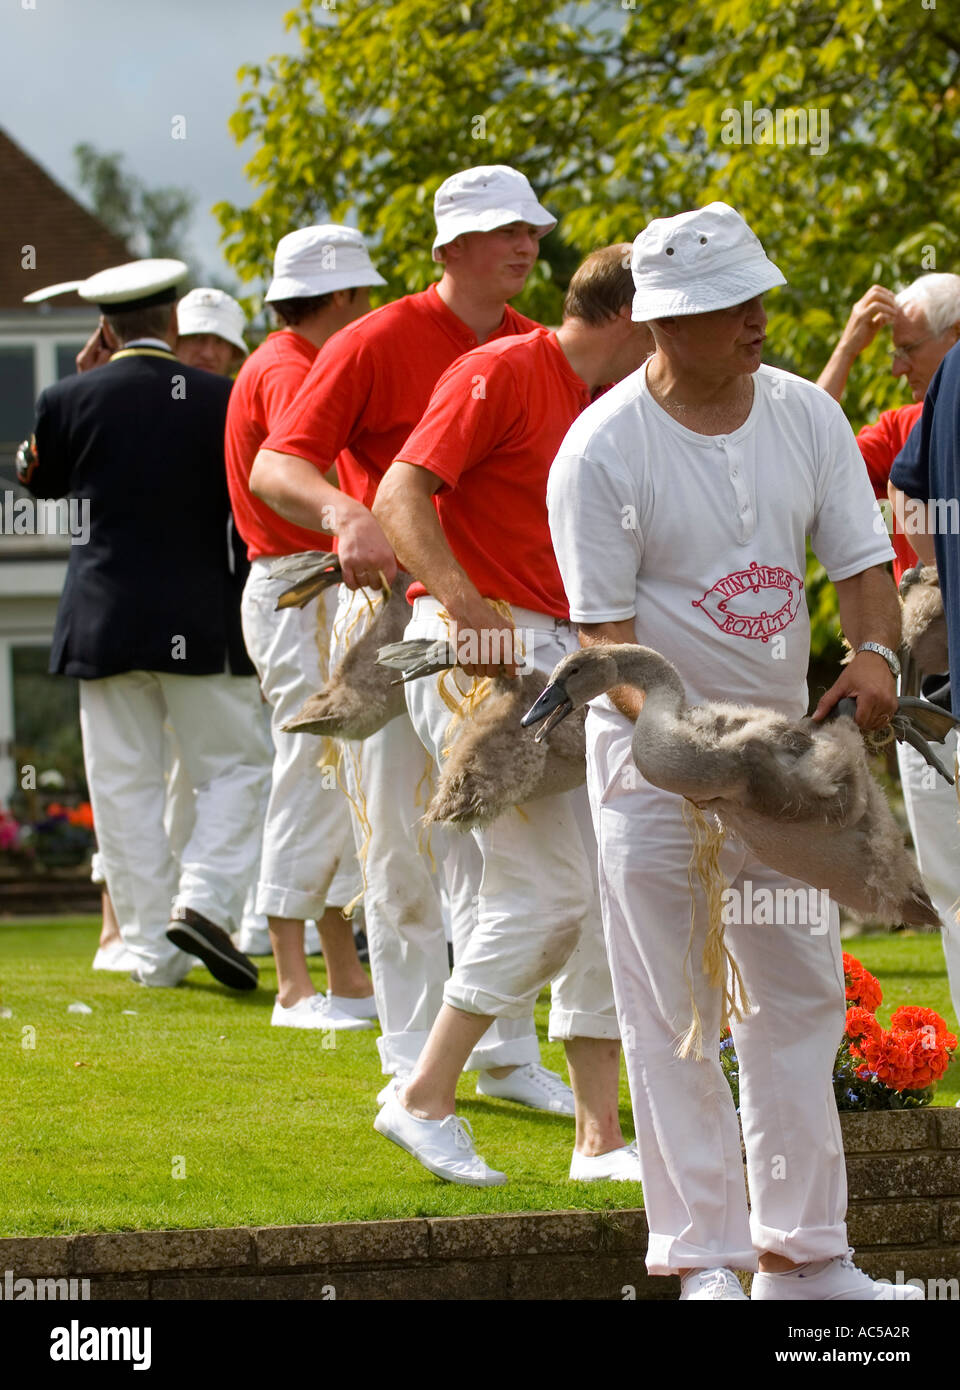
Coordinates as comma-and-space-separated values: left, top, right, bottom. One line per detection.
21, 345, 254, 680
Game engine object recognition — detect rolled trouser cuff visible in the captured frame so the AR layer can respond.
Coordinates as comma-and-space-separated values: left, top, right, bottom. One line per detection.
750, 1219, 849, 1264
255, 881, 336, 921
548, 1006, 621, 1041
377, 1029, 432, 1076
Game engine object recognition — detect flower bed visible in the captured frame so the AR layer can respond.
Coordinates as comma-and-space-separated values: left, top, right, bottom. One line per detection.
721, 953, 958, 1112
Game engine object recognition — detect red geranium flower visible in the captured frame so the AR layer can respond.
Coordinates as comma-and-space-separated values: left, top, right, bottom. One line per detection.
846, 1004, 957, 1091
842, 953, 882, 1013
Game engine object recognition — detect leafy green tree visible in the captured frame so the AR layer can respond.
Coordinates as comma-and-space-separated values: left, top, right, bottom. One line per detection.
74, 143, 196, 262
216, 0, 960, 655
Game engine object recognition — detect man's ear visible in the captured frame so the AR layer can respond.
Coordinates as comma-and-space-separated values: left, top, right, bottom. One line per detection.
99, 315, 120, 350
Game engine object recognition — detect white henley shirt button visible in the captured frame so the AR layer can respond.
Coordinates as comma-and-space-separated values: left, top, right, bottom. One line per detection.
716, 437, 727, 448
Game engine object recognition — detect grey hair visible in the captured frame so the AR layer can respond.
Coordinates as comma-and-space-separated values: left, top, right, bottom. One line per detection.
896, 273, 960, 337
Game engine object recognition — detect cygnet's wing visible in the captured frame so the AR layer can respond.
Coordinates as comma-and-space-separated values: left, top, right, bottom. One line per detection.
271, 553, 343, 610
377, 638, 456, 682
893, 697, 960, 783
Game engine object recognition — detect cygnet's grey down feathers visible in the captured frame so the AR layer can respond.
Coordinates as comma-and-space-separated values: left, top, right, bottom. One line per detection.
424, 669, 585, 827
526, 644, 939, 928
282, 579, 412, 739
900, 564, 949, 675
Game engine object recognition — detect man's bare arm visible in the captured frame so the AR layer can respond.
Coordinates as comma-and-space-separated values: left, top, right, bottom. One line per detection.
816, 285, 898, 403
249, 447, 396, 588
576, 618, 644, 721
373, 461, 517, 677
812, 563, 901, 727
888, 481, 937, 565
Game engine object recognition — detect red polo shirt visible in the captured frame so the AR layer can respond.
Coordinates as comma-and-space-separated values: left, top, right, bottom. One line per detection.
263, 283, 538, 508
224, 330, 334, 559
397, 328, 591, 618
856, 401, 923, 584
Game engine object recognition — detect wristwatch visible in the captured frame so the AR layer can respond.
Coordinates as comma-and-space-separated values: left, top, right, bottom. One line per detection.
857, 642, 901, 678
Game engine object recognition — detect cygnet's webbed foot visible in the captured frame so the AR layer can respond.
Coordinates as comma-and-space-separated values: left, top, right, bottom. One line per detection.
271, 553, 343, 610
828, 694, 960, 784
893, 697, 960, 783
898, 561, 926, 598
377, 638, 457, 683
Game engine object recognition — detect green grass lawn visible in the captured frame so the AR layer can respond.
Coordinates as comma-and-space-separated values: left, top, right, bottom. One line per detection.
1, 918, 957, 1238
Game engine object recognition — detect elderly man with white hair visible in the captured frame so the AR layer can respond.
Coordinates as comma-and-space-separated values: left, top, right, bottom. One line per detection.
545, 202, 921, 1300
819, 272, 960, 1029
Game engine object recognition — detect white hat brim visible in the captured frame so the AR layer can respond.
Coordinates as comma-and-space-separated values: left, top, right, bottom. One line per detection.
264, 266, 387, 302
431, 203, 557, 260
631, 259, 787, 321
177, 316, 248, 356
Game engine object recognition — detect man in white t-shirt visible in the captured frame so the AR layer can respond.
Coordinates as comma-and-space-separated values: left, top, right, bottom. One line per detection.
546, 203, 920, 1301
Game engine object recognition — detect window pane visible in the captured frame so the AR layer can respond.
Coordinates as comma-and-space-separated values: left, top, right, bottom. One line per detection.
56, 344, 86, 380
0, 347, 36, 445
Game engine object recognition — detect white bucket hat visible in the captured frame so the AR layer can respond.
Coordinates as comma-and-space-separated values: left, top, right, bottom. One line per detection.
630, 202, 786, 321
432, 165, 556, 262
265, 225, 386, 302
177, 287, 248, 356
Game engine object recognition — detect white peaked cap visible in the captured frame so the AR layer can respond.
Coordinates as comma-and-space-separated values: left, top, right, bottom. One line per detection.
23, 258, 188, 310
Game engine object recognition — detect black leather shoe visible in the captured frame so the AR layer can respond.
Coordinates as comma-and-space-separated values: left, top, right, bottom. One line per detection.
166, 907, 259, 991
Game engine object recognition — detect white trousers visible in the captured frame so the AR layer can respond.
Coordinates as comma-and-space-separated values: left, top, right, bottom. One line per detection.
78, 670, 272, 977
331, 583, 541, 1075
241, 560, 360, 919
586, 705, 849, 1276
897, 730, 960, 1021
165, 720, 271, 940
404, 600, 619, 1041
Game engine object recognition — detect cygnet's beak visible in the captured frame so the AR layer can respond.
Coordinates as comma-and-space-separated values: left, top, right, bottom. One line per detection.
377, 638, 457, 684
273, 555, 343, 610
521, 681, 573, 742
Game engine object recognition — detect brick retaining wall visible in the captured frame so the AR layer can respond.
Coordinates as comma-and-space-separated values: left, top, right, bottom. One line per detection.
2, 1110, 957, 1300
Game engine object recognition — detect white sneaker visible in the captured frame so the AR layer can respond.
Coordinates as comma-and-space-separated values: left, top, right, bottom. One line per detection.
92, 940, 139, 972
327, 991, 378, 1023
569, 1140, 643, 1183
681, 1268, 748, 1301
751, 1250, 924, 1300
374, 1095, 507, 1186
476, 1063, 575, 1114
270, 993, 377, 1031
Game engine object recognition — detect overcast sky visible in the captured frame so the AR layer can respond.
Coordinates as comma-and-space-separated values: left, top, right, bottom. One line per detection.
0, 0, 294, 284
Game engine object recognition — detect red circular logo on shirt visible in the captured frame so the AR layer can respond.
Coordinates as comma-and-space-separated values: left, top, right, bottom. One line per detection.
692, 561, 804, 642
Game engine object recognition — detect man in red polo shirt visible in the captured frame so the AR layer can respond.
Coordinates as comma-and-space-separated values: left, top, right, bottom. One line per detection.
227, 225, 385, 1033
251, 167, 575, 1111
819, 269, 960, 1032
370, 246, 654, 1184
